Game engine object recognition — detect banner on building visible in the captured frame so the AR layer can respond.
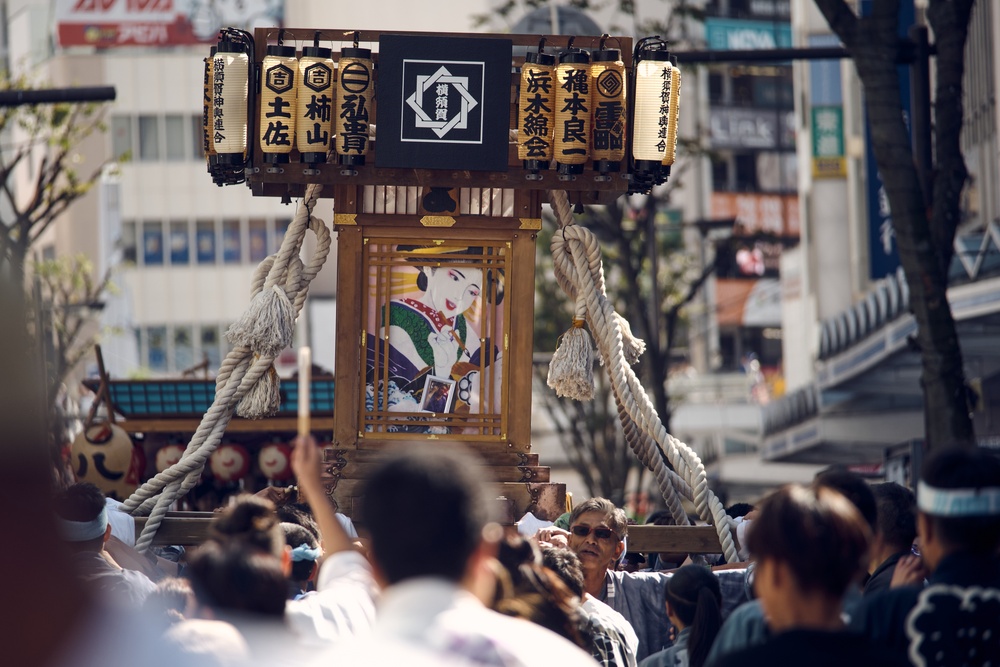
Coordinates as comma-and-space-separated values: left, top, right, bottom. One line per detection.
705, 18, 792, 51
54, 0, 284, 48
710, 107, 795, 150
711, 192, 800, 238
811, 106, 846, 178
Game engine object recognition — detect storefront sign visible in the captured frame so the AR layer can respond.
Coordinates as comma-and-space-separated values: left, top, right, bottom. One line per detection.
55, 0, 284, 47
811, 106, 846, 178
705, 18, 792, 51
710, 107, 794, 150
711, 192, 800, 238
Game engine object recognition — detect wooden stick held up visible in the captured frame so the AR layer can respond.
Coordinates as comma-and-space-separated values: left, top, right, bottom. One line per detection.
298, 347, 311, 438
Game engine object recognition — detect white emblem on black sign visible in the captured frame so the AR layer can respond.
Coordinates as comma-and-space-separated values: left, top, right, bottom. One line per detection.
401, 60, 485, 144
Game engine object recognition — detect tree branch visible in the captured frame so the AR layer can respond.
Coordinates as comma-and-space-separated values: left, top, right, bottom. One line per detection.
812, 0, 860, 47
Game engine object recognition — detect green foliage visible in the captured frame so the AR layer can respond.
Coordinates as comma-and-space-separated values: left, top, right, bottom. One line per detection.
0, 71, 116, 281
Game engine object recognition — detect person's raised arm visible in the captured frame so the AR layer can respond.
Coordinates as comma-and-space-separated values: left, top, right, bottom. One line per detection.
291, 434, 353, 556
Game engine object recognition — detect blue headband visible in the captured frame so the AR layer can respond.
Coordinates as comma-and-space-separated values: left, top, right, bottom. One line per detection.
917, 481, 1000, 517
290, 544, 321, 562
58, 506, 109, 542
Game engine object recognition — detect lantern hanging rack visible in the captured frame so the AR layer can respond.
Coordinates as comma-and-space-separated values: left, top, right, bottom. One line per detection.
227, 28, 689, 200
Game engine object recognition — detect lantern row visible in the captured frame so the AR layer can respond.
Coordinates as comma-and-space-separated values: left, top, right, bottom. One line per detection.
204, 31, 680, 193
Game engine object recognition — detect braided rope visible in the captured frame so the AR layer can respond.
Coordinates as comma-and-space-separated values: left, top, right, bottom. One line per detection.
549, 190, 738, 562
122, 182, 332, 552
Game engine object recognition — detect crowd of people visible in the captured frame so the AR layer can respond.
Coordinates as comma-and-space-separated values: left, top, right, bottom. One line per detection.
45, 437, 1000, 667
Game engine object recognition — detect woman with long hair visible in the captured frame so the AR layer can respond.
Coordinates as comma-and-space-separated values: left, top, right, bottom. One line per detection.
640, 565, 722, 667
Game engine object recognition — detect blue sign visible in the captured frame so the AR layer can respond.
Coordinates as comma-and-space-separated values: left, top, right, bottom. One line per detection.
862, 0, 913, 279
705, 18, 792, 51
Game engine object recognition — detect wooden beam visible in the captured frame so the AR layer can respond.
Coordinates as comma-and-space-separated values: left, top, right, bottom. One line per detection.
625, 525, 724, 554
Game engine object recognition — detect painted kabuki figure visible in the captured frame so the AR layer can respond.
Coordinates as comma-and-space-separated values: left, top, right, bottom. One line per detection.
364, 244, 505, 434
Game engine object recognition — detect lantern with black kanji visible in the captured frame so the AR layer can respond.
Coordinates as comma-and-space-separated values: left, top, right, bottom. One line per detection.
553, 48, 592, 176
296, 43, 336, 164
517, 49, 556, 176
630, 38, 672, 190
259, 44, 298, 164
202, 47, 217, 162
212, 37, 250, 164
335, 45, 373, 166
589, 45, 627, 176
661, 58, 682, 179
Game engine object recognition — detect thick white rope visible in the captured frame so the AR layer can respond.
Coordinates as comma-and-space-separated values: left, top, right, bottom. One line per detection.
121, 182, 331, 552
549, 190, 738, 562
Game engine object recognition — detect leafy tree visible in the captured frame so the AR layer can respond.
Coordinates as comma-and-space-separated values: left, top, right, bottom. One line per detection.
0, 73, 116, 284
813, 0, 977, 450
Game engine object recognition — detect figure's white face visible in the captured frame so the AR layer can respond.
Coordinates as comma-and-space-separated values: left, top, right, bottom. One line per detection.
426, 266, 483, 319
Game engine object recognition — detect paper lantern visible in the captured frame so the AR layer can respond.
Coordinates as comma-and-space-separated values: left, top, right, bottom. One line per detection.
335, 46, 373, 166
210, 444, 250, 482
212, 38, 250, 164
259, 44, 298, 164
155, 444, 185, 473
202, 48, 217, 160
589, 48, 627, 174
553, 49, 592, 176
631, 41, 672, 187
71, 424, 144, 502
258, 442, 293, 481
295, 44, 336, 164
661, 64, 682, 175
517, 50, 556, 175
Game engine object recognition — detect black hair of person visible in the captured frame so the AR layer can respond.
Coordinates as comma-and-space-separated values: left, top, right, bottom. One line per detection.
747, 485, 870, 600
725, 502, 755, 519
53, 482, 107, 552
397, 244, 505, 305
186, 540, 287, 619
664, 564, 723, 667
540, 547, 586, 598
142, 577, 192, 628
813, 466, 878, 532
870, 482, 917, 553
210, 494, 284, 558
281, 522, 319, 585
360, 445, 492, 585
921, 448, 1000, 554
276, 503, 321, 543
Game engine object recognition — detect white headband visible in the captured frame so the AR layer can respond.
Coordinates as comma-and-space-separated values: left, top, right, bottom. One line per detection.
917, 481, 1000, 517
58, 506, 109, 542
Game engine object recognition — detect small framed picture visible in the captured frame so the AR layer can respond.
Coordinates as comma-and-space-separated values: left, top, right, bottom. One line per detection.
420, 375, 456, 414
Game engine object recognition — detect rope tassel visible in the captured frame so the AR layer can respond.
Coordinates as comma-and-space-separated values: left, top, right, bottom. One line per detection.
546, 318, 595, 401
226, 284, 295, 356
236, 360, 281, 419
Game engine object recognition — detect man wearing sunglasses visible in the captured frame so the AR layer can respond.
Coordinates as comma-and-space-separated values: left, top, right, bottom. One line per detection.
541, 498, 745, 662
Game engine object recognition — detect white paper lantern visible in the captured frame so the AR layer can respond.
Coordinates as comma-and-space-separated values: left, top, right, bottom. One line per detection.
212, 40, 249, 163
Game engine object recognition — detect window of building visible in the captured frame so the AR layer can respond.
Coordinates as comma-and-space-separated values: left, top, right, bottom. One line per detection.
196, 220, 216, 264
201, 325, 221, 370
121, 220, 137, 263
147, 326, 167, 371
192, 114, 205, 159
138, 115, 160, 161
734, 153, 758, 191
222, 219, 242, 264
708, 71, 726, 105
111, 116, 133, 160
248, 218, 268, 262
174, 325, 194, 370
165, 115, 186, 161
169, 220, 189, 265
712, 156, 731, 191
142, 221, 164, 265
273, 218, 291, 253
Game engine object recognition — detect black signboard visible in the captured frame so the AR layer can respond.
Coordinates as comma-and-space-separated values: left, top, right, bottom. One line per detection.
376, 34, 512, 171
